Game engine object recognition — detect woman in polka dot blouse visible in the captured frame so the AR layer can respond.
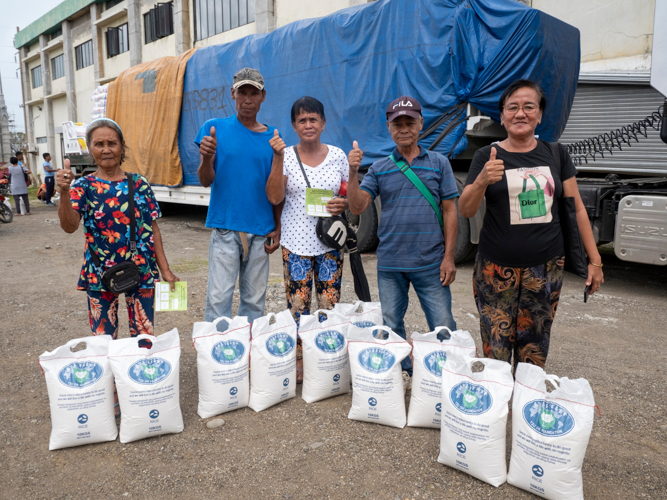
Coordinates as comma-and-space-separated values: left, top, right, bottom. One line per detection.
266, 97, 350, 381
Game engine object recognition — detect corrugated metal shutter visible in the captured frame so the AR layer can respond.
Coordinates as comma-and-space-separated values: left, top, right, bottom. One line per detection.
559, 84, 667, 176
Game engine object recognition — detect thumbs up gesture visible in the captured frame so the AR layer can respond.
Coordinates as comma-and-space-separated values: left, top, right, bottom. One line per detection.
269, 129, 286, 157
199, 125, 217, 159
56, 158, 74, 192
348, 141, 363, 172
480, 146, 504, 186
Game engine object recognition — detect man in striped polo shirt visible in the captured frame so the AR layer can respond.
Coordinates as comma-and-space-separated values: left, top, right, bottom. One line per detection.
347, 96, 459, 388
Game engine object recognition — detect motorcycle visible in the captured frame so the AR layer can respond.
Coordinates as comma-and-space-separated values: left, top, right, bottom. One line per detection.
0, 179, 13, 223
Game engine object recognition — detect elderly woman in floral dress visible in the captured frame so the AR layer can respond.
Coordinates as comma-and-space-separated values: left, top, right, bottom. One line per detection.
57, 118, 178, 339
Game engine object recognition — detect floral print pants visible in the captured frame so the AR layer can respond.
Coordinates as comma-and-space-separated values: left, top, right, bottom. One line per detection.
472, 254, 564, 369
87, 288, 155, 338
282, 247, 343, 327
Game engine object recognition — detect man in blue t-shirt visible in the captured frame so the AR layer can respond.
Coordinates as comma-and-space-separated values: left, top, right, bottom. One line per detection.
346, 96, 459, 386
195, 68, 282, 323
43, 152, 57, 206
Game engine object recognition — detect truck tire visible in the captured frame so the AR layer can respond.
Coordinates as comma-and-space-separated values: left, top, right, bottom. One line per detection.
346, 202, 379, 253
453, 178, 474, 263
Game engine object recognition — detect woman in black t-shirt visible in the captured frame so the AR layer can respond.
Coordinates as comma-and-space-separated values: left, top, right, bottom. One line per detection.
459, 80, 604, 369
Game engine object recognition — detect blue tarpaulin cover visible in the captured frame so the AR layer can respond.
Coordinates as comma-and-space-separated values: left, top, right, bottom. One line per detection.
177, 0, 580, 186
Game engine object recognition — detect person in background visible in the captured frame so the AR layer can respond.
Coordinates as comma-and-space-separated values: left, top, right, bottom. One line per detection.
43, 152, 57, 206
15, 150, 25, 168
346, 96, 459, 390
196, 67, 281, 325
458, 79, 604, 369
8, 156, 31, 215
56, 118, 179, 339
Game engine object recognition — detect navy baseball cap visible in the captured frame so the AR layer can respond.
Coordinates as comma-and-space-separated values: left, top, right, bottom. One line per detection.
386, 96, 422, 122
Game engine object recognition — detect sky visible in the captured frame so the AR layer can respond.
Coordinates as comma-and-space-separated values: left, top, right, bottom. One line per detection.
0, 0, 62, 133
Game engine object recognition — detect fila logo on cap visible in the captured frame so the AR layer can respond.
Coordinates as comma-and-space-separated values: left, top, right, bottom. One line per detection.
393, 100, 414, 109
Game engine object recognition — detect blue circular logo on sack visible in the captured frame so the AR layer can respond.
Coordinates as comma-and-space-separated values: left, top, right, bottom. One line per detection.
283, 378, 290, 387
58, 361, 104, 389
333, 374, 340, 382
532, 465, 544, 477
353, 321, 376, 328
436, 403, 442, 413
128, 358, 172, 385
358, 347, 396, 374
449, 382, 493, 415
266, 333, 296, 357
315, 330, 345, 353
77, 414, 88, 424
149, 409, 159, 419
522, 400, 575, 437
368, 397, 377, 407
423, 351, 448, 377
211, 340, 245, 365
230, 387, 238, 395
457, 442, 466, 454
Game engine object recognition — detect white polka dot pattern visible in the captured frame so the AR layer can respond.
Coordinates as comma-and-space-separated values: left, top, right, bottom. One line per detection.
280, 145, 350, 256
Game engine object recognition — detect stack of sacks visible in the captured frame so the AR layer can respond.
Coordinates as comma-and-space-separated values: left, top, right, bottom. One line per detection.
91, 84, 108, 120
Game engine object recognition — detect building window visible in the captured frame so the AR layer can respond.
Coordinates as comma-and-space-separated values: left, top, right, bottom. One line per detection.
106, 23, 129, 58
36, 137, 48, 144
51, 54, 65, 80
105, 0, 124, 10
50, 28, 63, 40
144, 3, 175, 44
31, 66, 42, 88
194, 0, 255, 42
75, 40, 94, 70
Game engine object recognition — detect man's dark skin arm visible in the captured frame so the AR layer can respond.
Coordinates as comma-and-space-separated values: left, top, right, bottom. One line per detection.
198, 126, 217, 188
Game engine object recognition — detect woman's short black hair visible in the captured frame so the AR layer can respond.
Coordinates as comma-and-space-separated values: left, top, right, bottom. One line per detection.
43, 152, 50, 159
291, 96, 325, 123
498, 79, 546, 113
9, 157, 18, 165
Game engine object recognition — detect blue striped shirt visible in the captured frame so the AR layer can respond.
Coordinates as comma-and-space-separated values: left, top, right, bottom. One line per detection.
360, 146, 458, 271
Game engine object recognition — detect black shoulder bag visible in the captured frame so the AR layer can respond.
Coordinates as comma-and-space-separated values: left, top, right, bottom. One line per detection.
89, 173, 142, 293
550, 142, 588, 278
292, 146, 348, 250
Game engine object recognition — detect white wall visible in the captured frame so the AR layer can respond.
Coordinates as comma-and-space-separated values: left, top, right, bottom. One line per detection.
193, 22, 255, 47
28, 59, 44, 100
275, 0, 359, 28
533, 0, 655, 64
49, 48, 67, 96
101, 14, 132, 78
141, 0, 177, 60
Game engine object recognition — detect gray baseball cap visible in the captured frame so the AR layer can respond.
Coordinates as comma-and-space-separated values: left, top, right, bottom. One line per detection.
232, 68, 265, 91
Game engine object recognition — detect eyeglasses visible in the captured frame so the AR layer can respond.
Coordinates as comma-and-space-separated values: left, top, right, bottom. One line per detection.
504, 103, 539, 114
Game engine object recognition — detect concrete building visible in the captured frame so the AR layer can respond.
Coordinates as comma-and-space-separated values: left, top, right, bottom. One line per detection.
14, 0, 372, 178
15, 0, 664, 179
0, 71, 11, 163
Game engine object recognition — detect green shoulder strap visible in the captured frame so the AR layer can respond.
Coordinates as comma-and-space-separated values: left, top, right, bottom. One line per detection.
389, 153, 444, 232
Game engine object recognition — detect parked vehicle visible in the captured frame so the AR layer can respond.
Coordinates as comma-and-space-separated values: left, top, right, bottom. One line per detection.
62, 0, 667, 266
0, 180, 13, 223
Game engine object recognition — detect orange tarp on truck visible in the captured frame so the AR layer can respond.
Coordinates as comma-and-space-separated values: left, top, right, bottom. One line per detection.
106, 49, 196, 187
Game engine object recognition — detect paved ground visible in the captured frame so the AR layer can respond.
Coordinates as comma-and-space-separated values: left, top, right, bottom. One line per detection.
1, 202, 665, 499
